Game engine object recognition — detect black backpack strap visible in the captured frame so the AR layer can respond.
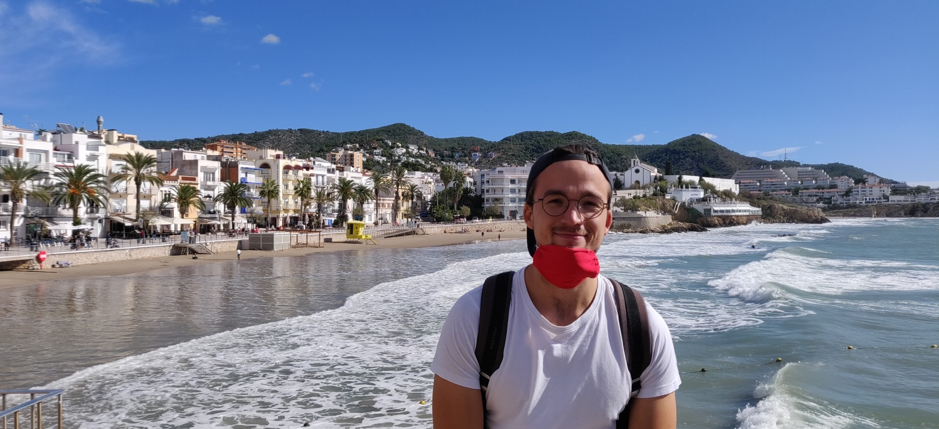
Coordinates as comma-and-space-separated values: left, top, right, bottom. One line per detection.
610, 278, 652, 428
475, 271, 515, 427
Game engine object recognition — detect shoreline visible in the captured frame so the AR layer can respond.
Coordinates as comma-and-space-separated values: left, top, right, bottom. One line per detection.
0, 228, 528, 290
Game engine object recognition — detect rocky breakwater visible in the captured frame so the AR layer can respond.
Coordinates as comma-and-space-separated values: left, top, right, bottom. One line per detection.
757, 203, 830, 224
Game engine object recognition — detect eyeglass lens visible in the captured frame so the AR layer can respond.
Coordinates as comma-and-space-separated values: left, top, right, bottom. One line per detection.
539, 195, 606, 218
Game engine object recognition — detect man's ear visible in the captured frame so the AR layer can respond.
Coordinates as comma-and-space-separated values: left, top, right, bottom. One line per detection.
523, 203, 534, 229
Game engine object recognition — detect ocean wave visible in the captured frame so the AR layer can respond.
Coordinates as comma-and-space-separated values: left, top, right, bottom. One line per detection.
709, 248, 939, 301
45, 252, 530, 427
737, 363, 884, 429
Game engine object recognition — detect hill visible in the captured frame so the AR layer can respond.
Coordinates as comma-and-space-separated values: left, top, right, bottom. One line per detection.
141, 124, 881, 180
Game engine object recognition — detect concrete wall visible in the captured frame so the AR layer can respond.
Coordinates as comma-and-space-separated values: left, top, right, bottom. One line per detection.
3, 240, 241, 270
611, 213, 673, 231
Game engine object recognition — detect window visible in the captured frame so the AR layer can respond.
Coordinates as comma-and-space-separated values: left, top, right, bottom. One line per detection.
510, 179, 517, 185
203, 172, 215, 183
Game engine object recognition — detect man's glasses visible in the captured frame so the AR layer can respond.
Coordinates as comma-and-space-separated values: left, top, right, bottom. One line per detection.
533, 194, 609, 219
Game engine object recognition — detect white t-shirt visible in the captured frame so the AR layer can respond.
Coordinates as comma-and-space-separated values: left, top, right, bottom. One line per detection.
431, 268, 681, 428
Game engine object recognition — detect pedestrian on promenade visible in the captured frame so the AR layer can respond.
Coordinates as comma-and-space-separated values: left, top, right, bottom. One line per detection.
237, 249, 241, 261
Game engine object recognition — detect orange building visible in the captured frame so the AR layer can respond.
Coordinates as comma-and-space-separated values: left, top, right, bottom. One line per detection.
205, 140, 257, 160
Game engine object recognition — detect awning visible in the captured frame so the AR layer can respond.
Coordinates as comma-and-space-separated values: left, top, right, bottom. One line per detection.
174, 218, 194, 225
147, 216, 174, 226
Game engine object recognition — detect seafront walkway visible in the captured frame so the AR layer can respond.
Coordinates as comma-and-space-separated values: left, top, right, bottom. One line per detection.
0, 220, 523, 268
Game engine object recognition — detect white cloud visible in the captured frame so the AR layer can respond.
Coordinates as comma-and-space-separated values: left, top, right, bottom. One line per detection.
200, 15, 221, 25
280, 79, 292, 86
261, 34, 280, 44
309, 82, 321, 90
699, 132, 718, 140
80, 0, 101, 4
759, 147, 802, 158
129, 0, 158, 4
302, 72, 313, 78
815, 140, 824, 145
626, 133, 645, 143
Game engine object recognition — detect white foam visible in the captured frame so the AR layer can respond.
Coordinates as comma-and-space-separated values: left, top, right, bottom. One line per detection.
709, 248, 939, 301
736, 363, 884, 429
46, 252, 530, 427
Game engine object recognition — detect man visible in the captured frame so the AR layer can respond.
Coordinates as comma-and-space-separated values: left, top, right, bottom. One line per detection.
431, 145, 680, 428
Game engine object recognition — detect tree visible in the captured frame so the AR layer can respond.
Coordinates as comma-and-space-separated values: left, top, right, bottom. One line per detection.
259, 178, 280, 227
52, 164, 108, 227
404, 183, 421, 218
664, 160, 674, 176
112, 151, 163, 221
173, 184, 206, 218
390, 166, 407, 224
352, 184, 373, 221
214, 181, 253, 230
295, 178, 314, 226
314, 187, 335, 228
439, 165, 457, 197
613, 175, 624, 190
370, 169, 391, 224
332, 178, 356, 226
1, 161, 50, 243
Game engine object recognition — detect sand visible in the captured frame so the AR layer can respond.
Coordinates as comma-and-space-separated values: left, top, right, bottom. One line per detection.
0, 228, 528, 290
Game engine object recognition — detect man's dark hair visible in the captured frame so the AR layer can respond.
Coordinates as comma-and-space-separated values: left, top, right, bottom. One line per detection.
525, 144, 613, 205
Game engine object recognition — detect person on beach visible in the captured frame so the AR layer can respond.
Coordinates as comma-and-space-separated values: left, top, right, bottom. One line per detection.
431, 145, 680, 428
237, 249, 241, 261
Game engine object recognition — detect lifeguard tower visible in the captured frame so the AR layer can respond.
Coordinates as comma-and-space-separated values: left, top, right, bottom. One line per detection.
345, 220, 377, 244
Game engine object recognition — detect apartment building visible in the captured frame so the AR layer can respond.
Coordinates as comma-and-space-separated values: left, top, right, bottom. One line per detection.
474, 164, 531, 220
205, 140, 257, 160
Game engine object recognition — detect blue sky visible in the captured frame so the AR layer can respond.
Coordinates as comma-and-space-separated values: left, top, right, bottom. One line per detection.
1, 0, 937, 185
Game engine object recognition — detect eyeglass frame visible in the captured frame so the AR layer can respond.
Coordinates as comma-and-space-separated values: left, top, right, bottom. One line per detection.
530, 193, 610, 219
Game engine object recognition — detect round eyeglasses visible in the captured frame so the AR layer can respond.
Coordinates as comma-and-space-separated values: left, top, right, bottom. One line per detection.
533, 194, 609, 219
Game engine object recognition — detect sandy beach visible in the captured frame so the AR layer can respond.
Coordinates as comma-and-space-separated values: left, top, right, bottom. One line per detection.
0, 228, 528, 290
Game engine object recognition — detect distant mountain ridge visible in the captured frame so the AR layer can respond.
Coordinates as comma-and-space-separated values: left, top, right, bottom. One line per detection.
141, 123, 882, 181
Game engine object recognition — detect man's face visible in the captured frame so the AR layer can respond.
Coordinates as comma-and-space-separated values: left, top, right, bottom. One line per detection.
524, 160, 612, 252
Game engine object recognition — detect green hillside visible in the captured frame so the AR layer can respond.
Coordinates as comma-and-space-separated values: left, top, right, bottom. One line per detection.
141, 124, 881, 180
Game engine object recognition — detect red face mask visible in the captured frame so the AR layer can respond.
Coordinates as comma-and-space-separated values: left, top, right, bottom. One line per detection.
532, 245, 600, 289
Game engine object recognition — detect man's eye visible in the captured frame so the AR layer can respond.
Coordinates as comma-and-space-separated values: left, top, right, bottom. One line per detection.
581, 199, 603, 209
543, 197, 566, 206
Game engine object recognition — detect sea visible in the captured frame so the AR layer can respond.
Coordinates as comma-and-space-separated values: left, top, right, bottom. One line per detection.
1, 218, 937, 428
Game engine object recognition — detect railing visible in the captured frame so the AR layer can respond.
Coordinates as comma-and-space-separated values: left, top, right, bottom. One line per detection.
0, 389, 64, 429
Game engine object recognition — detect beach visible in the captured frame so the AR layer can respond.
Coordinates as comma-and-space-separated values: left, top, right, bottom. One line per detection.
0, 226, 527, 290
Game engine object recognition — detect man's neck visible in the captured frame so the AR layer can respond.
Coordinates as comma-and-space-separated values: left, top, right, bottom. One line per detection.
523, 265, 599, 326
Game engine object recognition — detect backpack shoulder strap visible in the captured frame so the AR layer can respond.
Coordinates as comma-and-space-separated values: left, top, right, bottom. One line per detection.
475, 270, 515, 422
610, 278, 652, 428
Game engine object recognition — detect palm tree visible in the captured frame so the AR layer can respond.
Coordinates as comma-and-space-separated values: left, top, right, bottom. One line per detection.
259, 178, 280, 228
439, 165, 457, 196
112, 151, 163, 221
313, 187, 335, 228
390, 166, 407, 225
51, 164, 108, 227
370, 169, 391, 225
295, 178, 314, 226
352, 184, 373, 221
332, 178, 356, 226
0, 161, 50, 243
404, 183, 421, 219
214, 181, 254, 230
173, 184, 206, 219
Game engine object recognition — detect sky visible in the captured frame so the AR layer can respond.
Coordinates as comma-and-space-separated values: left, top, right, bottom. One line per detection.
1, 0, 937, 186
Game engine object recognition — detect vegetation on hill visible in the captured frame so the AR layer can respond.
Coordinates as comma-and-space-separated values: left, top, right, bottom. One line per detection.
141, 124, 883, 181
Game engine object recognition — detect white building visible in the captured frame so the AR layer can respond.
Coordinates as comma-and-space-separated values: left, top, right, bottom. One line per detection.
474, 164, 530, 220
615, 157, 659, 188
